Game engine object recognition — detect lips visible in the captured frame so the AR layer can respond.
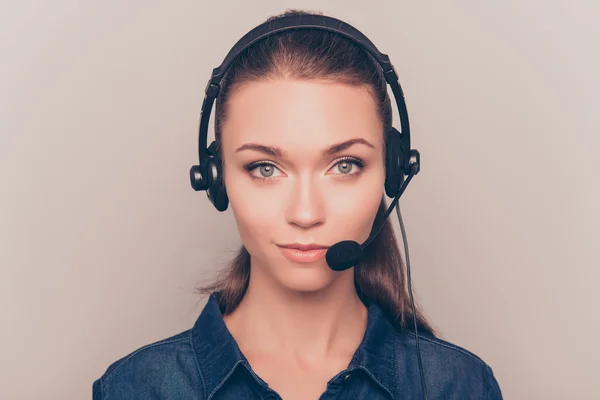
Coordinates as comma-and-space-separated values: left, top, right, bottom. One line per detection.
277, 243, 329, 263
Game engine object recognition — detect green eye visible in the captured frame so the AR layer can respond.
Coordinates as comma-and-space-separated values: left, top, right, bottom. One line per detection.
258, 165, 275, 177
244, 162, 280, 180
332, 157, 364, 175
337, 161, 353, 174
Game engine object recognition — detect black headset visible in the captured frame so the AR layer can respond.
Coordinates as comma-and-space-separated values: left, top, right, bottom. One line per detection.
189, 14, 428, 399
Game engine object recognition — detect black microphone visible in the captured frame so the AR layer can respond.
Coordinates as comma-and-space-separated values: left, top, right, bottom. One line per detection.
325, 165, 418, 271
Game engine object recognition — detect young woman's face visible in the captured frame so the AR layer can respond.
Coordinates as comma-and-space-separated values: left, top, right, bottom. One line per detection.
221, 79, 385, 293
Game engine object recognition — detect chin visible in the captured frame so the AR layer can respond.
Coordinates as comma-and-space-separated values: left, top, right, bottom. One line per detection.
276, 262, 337, 293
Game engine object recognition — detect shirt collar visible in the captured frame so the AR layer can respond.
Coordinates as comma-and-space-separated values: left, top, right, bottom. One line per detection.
191, 291, 398, 399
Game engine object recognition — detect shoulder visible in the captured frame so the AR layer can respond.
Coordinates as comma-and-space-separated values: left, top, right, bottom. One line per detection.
92, 330, 204, 399
395, 330, 503, 399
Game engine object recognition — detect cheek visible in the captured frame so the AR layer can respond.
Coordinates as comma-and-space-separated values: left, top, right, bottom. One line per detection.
225, 171, 282, 244
327, 173, 384, 238
231, 193, 280, 232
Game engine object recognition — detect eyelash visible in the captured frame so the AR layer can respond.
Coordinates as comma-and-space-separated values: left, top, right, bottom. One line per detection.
243, 156, 366, 182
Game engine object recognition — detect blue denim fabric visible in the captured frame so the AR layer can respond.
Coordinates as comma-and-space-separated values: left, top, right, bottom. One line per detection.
93, 292, 503, 399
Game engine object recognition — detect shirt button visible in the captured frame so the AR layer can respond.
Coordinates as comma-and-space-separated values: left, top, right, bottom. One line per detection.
344, 373, 351, 380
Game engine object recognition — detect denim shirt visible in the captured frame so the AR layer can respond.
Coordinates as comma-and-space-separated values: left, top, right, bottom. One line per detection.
93, 292, 503, 399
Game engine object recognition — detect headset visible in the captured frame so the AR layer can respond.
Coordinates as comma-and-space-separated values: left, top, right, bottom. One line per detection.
189, 14, 429, 400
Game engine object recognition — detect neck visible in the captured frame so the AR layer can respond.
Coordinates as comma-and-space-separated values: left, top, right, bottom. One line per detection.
223, 262, 368, 367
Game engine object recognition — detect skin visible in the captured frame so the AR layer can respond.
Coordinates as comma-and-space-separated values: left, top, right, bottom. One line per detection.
220, 78, 386, 399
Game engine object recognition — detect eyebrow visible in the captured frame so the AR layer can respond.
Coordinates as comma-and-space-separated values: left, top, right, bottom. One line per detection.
235, 138, 375, 158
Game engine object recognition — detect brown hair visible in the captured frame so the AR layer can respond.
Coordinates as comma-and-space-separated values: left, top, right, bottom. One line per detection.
195, 9, 437, 336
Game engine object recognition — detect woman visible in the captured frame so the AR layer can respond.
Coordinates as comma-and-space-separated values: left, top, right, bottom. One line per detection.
93, 9, 503, 400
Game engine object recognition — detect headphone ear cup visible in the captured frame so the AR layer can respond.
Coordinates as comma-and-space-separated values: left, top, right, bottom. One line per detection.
206, 141, 229, 212
384, 127, 406, 198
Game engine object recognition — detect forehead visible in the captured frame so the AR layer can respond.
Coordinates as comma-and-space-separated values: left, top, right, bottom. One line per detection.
221, 79, 383, 152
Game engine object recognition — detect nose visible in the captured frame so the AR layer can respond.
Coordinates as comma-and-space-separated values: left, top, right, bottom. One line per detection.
284, 174, 325, 229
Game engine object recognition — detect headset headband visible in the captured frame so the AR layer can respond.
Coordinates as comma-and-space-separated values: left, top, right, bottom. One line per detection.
197, 14, 411, 164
